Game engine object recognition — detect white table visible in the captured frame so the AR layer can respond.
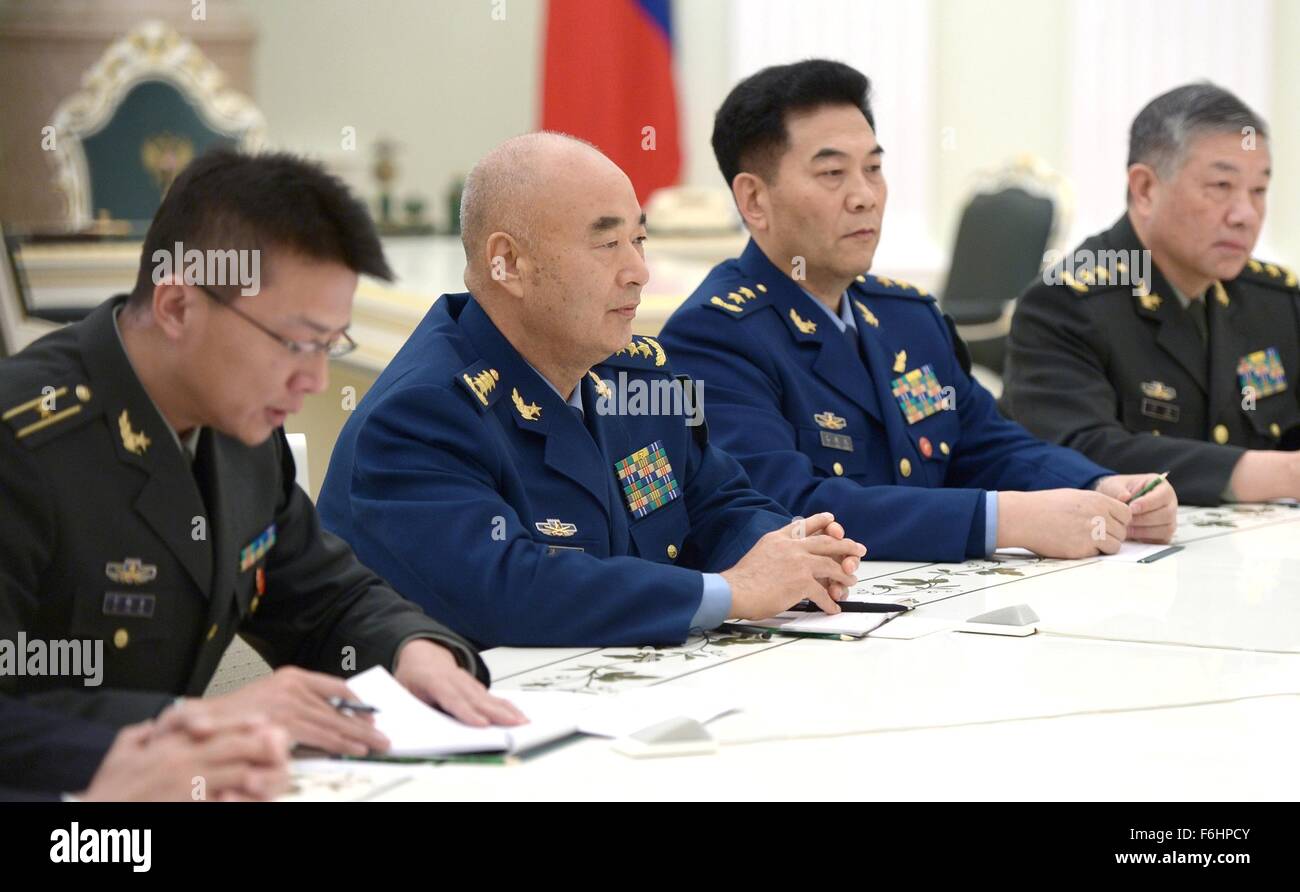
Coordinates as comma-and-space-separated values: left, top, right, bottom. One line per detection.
354, 504, 1300, 800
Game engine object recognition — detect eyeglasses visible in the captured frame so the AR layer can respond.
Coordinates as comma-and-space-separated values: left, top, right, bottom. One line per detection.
195, 284, 357, 359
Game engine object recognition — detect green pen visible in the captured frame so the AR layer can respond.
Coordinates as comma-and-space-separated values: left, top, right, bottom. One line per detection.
1131, 470, 1170, 501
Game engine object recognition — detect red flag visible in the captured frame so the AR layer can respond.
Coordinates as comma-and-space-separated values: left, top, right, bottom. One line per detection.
541, 0, 682, 204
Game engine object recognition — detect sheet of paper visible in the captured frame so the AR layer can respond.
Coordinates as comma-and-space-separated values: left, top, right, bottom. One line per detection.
350, 667, 739, 755
733, 609, 895, 637
492, 690, 599, 752
348, 665, 554, 756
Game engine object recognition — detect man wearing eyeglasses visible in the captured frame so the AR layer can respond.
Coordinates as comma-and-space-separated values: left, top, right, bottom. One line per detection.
0, 149, 523, 757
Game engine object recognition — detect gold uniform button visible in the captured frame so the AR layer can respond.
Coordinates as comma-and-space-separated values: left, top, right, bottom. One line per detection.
899, 458, 912, 478
939, 441, 950, 456
1270, 422, 1281, 439
1213, 424, 1230, 445
250, 596, 261, 614
75, 384, 91, 402
113, 628, 128, 649
207, 623, 219, 641
832, 461, 844, 476
666, 544, 678, 560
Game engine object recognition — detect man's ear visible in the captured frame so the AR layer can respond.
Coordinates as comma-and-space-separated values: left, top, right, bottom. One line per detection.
733, 172, 771, 234
1127, 163, 1160, 217
150, 280, 194, 342
484, 231, 527, 299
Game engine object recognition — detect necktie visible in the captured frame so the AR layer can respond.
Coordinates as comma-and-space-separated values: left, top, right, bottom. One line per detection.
191, 428, 215, 516
842, 324, 865, 365
1186, 297, 1208, 345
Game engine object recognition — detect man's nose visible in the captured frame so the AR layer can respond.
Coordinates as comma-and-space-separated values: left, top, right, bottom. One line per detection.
1226, 188, 1263, 230
621, 244, 649, 288
292, 350, 330, 396
847, 174, 878, 214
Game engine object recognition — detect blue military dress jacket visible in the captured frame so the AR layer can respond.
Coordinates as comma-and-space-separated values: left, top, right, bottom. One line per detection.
318, 293, 789, 648
657, 239, 1112, 562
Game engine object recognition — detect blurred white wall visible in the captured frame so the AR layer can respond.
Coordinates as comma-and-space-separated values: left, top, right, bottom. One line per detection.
243, 0, 545, 229
242, 0, 1300, 265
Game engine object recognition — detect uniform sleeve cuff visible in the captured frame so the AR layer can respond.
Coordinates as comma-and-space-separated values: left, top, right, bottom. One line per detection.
688, 573, 733, 634
984, 491, 999, 556
390, 634, 478, 676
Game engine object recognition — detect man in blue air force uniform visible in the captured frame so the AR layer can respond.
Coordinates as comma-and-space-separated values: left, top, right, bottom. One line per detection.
659, 59, 1179, 562
319, 133, 865, 648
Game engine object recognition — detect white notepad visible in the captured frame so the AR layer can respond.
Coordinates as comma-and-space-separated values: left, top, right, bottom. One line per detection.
347, 665, 577, 756
346, 666, 737, 757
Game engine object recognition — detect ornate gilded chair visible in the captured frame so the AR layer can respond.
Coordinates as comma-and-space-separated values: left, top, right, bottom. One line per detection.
48, 19, 265, 229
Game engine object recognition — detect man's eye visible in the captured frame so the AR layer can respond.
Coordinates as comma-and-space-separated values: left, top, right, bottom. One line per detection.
821, 170, 844, 178
866, 164, 882, 174
633, 235, 648, 245
603, 240, 619, 249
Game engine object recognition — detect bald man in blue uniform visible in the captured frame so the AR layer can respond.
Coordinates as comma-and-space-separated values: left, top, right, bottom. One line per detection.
658, 59, 1178, 562
319, 133, 865, 648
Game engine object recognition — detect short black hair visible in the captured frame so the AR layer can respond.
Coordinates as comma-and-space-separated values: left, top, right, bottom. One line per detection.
712, 59, 874, 189
1128, 82, 1268, 179
129, 147, 392, 304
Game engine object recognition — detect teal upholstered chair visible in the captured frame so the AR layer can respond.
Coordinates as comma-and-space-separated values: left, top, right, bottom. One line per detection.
48, 20, 265, 229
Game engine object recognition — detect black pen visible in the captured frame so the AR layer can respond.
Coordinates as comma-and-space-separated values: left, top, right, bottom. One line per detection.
790, 600, 910, 614
328, 697, 379, 715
